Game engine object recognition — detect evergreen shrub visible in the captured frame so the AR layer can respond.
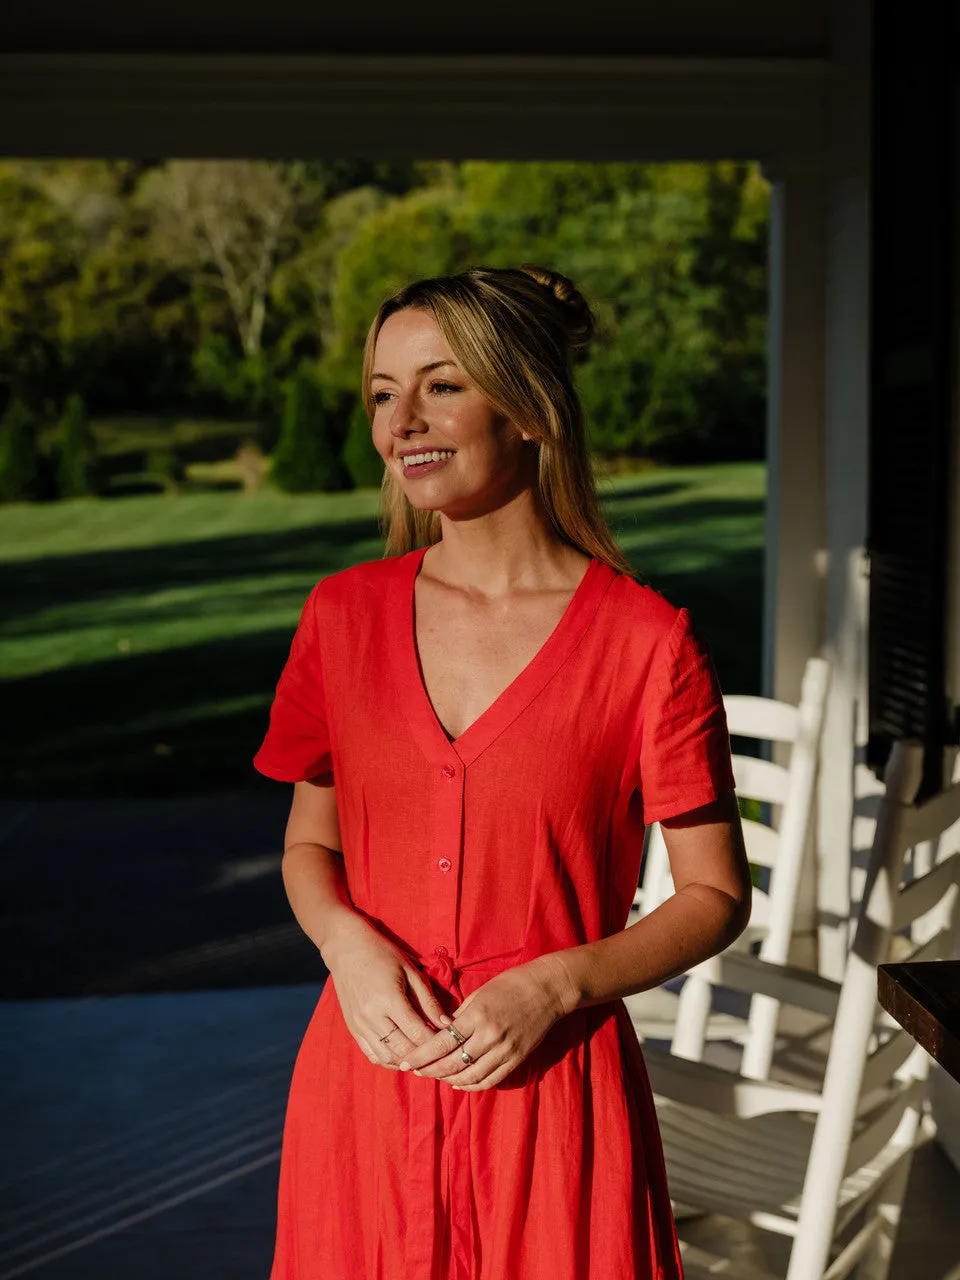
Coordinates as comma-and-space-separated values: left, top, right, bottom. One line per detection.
57, 394, 102, 497
342, 397, 384, 489
0, 400, 45, 502
270, 363, 349, 493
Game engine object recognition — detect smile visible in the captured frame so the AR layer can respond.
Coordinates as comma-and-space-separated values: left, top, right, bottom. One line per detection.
401, 450, 456, 467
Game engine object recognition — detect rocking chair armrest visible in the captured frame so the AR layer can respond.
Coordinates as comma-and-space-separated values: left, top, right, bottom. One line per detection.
688, 950, 842, 1019
642, 1044, 824, 1118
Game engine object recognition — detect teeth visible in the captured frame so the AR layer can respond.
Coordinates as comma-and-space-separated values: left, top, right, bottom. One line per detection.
402, 450, 455, 466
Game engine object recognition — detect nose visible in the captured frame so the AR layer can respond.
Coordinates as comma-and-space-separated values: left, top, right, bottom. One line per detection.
388, 387, 430, 441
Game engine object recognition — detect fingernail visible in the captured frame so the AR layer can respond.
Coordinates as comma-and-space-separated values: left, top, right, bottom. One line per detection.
452, 1085, 462, 1090
439, 1015, 452, 1026
413, 1069, 422, 1077
399, 1061, 411, 1071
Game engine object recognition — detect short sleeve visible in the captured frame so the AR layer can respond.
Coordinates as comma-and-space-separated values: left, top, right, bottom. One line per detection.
253, 584, 333, 783
637, 607, 736, 825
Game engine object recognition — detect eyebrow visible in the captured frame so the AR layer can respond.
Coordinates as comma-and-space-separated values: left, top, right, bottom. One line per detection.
370, 360, 459, 383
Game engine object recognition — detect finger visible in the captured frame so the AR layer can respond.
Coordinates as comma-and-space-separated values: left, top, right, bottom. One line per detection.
357, 1035, 379, 1065
401, 1023, 476, 1072
418, 1046, 488, 1080
387, 994, 440, 1053
356, 1032, 400, 1069
410, 1032, 488, 1079
366, 1022, 412, 1067
451, 1054, 515, 1090
404, 968, 452, 1031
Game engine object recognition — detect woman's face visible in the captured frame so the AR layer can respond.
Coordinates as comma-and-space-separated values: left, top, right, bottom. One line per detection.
370, 307, 536, 518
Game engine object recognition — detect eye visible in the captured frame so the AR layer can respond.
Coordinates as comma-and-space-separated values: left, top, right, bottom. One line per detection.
372, 381, 460, 405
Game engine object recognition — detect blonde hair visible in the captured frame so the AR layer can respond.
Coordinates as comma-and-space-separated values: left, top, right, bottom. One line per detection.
360, 264, 637, 579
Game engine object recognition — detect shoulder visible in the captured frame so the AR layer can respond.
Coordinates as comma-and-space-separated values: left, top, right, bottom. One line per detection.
597, 569, 718, 691
312, 553, 403, 596
303, 552, 413, 623
601, 569, 687, 648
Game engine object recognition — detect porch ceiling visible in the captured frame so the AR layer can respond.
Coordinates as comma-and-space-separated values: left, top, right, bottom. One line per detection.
1, 0, 829, 59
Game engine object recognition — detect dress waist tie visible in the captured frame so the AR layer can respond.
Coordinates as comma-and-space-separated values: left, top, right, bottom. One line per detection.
403, 947, 524, 1280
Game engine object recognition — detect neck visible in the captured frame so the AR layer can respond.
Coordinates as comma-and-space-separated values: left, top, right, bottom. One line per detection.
424, 486, 588, 596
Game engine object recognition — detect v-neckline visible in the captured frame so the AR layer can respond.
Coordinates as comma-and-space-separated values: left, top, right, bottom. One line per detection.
390, 545, 617, 768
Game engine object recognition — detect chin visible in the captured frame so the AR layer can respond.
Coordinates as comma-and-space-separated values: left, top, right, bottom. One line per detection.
404, 493, 450, 513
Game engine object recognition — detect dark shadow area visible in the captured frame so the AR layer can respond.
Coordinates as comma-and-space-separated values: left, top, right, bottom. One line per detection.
102, 476, 169, 498
0, 791, 327, 998
1, 515, 382, 630
595, 479, 689, 504
3, 627, 326, 799
633, 544, 764, 698
605, 493, 765, 527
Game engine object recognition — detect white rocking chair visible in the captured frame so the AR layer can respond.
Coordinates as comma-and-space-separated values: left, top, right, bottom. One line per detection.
642, 738, 960, 1280
628, 655, 831, 1079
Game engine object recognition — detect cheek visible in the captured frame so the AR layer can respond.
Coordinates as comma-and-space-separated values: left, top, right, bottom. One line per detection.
371, 417, 393, 461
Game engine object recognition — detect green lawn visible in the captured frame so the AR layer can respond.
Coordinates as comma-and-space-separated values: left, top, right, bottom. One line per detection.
0, 462, 764, 798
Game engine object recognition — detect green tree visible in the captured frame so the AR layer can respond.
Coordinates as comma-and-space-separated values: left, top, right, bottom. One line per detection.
549, 165, 767, 462
0, 398, 44, 502
319, 187, 473, 398
270, 363, 349, 493
56, 393, 101, 496
342, 397, 383, 489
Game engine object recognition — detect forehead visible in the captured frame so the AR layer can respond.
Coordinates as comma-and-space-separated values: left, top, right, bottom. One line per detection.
374, 309, 455, 366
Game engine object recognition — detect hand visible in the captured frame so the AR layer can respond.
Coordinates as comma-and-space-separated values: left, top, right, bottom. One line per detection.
322, 914, 451, 1069
398, 955, 576, 1091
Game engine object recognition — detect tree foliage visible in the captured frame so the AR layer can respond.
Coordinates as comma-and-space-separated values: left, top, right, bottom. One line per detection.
0, 158, 770, 475
342, 398, 384, 489
0, 398, 45, 502
137, 161, 311, 358
56, 392, 101, 497
270, 363, 349, 494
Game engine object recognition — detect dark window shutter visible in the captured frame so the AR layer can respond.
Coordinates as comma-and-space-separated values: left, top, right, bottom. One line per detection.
866, 0, 958, 799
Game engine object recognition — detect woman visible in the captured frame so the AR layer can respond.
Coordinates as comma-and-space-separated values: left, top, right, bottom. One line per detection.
253, 264, 752, 1280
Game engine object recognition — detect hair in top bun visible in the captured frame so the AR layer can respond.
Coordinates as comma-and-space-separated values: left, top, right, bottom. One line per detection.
511, 264, 596, 352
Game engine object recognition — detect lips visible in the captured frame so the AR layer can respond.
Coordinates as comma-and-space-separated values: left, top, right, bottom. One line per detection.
399, 449, 456, 479
397, 448, 456, 466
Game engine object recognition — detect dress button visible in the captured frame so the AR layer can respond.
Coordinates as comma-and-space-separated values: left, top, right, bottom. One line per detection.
438, 857, 452, 873
434, 945, 449, 958
441, 764, 456, 779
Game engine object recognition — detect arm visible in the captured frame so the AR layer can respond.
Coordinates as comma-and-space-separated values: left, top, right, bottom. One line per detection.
282, 778, 451, 1066
544, 789, 752, 1009
401, 790, 751, 1089
280, 776, 353, 955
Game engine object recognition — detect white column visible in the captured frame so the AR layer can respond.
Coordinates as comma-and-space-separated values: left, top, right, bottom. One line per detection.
816, 0, 873, 981
763, 157, 827, 966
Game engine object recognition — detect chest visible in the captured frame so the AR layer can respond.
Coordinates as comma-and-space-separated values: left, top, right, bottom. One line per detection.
413, 578, 578, 741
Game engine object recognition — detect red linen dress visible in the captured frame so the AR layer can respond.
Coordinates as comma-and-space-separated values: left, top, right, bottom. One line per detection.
253, 546, 737, 1280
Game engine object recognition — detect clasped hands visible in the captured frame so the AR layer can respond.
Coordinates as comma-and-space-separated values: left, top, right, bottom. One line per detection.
324, 915, 577, 1092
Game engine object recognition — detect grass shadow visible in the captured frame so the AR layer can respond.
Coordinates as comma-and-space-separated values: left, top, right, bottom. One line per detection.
1, 516, 383, 631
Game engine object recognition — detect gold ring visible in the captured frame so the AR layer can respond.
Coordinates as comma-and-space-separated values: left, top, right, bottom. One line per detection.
446, 1025, 466, 1046
460, 1049, 473, 1066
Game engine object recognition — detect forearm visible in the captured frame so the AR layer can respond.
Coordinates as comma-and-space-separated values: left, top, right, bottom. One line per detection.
281, 841, 366, 963
541, 884, 751, 1015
